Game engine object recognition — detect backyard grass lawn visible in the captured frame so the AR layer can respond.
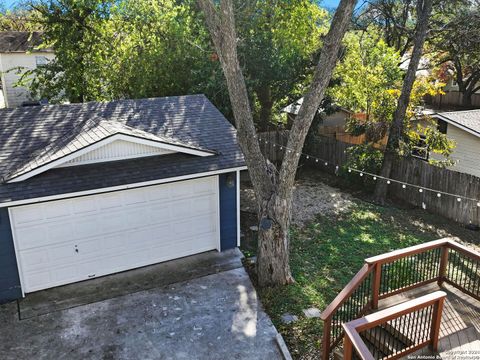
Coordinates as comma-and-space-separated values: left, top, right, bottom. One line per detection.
253, 200, 452, 360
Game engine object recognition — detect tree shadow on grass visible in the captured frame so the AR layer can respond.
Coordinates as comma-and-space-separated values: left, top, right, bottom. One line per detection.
258, 200, 444, 358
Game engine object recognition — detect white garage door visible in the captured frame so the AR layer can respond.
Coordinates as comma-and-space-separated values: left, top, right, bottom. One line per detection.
10, 176, 220, 293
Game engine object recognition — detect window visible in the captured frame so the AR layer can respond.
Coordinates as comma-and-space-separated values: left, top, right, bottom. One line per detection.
412, 135, 429, 161
437, 119, 448, 134
35, 56, 48, 66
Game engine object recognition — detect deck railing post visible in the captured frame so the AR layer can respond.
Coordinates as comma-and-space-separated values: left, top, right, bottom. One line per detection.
343, 334, 353, 360
371, 263, 381, 309
430, 297, 445, 352
322, 317, 332, 360
438, 245, 449, 286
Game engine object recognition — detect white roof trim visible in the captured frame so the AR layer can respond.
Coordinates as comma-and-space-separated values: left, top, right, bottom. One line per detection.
0, 166, 248, 208
7, 133, 214, 183
432, 113, 480, 139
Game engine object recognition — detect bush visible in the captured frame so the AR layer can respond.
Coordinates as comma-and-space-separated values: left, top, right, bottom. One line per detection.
341, 145, 384, 190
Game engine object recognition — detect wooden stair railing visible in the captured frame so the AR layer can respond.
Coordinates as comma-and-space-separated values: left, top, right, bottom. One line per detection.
342, 291, 447, 360
320, 237, 480, 360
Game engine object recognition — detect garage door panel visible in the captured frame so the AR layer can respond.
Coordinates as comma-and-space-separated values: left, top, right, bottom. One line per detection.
192, 196, 216, 213
73, 197, 97, 214
148, 204, 172, 223
11, 176, 220, 293
100, 193, 123, 209
47, 221, 74, 243
105, 231, 132, 250
44, 200, 72, 219
122, 188, 148, 206
75, 217, 103, 239
99, 213, 128, 235
24, 270, 51, 291
19, 249, 49, 271
148, 185, 172, 201
194, 178, 216, 194
171, 181, 194, 198
15, 226, 48, 250
11, 205, 43, 225
126, 208, 151, 228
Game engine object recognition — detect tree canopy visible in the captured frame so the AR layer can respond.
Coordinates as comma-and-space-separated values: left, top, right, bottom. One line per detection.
18, 0, 328, 126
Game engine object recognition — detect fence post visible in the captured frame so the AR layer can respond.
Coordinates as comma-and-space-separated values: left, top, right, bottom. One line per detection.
371, 263, 381, 310
322, 317, 332, 360
343, 333, 353, 360
430, 296, 445, 352
438, 245, 449, 286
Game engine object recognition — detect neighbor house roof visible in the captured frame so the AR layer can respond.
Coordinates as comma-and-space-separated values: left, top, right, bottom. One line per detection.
282, 97, 352, 116
433, 110, 480, 138
0, 31, 52, 53
0, 95, 245, 204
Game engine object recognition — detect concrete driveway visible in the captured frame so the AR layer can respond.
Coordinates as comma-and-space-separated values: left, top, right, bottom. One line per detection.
0, 252, 284, 360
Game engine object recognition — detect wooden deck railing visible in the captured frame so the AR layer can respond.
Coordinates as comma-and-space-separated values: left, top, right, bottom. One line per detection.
342, 291, 447, 360
320, 238, 480, 360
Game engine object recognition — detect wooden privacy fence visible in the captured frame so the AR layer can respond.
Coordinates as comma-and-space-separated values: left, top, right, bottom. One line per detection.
257, 131, 480, 226
389, 157, 480, 226
258, 130, 290, 163
426, 91, 480, 109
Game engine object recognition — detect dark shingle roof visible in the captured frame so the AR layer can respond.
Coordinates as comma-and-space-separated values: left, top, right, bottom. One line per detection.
0, 31, 52, 53
435, 110, 480, 137
0, 95, 245, 204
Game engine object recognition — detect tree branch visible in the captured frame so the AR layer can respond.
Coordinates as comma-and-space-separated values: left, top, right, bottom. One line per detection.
278, 0, 357, 196
197, 0, 274, 199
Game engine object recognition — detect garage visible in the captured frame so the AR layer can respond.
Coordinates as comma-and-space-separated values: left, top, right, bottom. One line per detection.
0, 95, 245, 302
10, 176, 220, 293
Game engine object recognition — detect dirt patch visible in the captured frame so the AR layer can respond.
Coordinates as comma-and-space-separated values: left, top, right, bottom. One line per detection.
240, 179, 354, 226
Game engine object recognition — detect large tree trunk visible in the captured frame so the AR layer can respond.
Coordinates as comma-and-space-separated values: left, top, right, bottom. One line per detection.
374, 0, 433, 204
257, 85, 273, 130
462, 90, 473, 108
198, 0, 356, 286
256, 192, 294, 286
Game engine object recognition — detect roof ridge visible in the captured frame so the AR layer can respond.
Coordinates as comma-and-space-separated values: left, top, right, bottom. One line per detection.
4, 114, 217, 182
3, 114, 103, 181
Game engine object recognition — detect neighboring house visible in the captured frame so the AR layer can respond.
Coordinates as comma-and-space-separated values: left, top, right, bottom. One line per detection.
282, 98, 386, 147
282, 97, 352, 128
0, 95, 246, 303
430, 109, 480, 177
0, 31, 54, 108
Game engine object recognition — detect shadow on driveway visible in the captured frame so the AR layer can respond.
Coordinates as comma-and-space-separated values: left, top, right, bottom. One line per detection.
1, 264, 283, 359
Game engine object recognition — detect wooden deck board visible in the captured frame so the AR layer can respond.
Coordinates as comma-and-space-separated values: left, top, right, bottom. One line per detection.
377, 283, 480, 359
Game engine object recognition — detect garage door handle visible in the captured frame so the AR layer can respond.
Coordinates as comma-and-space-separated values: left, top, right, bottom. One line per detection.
75, 248, 79, 253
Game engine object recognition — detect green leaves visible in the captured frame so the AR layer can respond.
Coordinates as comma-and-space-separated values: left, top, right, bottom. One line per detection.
329, 27, 403, 122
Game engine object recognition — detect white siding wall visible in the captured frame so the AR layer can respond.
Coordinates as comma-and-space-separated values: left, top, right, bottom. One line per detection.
58, 139, 175, 167
0, 52, 55, 108
430, 125, 480, 177
445, 127, 480, 178
322, 110, 350, 127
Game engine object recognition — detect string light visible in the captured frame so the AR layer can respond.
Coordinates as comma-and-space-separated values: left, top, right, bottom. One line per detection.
256, 137, 480, 206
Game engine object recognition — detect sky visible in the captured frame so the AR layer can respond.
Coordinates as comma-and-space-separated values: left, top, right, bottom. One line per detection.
321, 0, 341, 8
1, 0, 341, 11
1, 0, 20, 10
